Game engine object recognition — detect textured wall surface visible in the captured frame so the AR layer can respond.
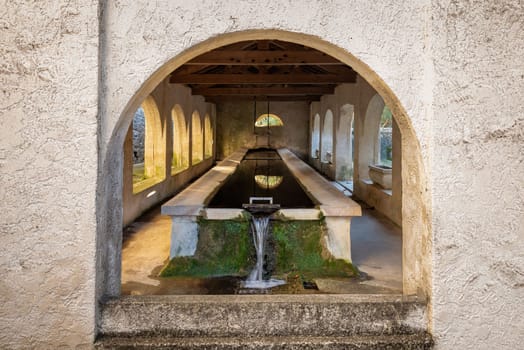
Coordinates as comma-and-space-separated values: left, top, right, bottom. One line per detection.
1, 0, 523, 349
430, 1, 524, 348
0, 0, 99, 348
216, 101, 310, 160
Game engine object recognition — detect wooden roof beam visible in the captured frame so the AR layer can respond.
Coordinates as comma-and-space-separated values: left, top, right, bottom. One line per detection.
206, 95, 321, 103
170, 72, 356, 84
191, 86, 335, 96
184, 50, 344, 66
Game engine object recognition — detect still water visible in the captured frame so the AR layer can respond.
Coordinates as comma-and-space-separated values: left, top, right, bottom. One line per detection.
208, 149, 315, 208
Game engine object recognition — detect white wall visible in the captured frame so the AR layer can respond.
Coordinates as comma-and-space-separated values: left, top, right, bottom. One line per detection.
430, 1, 524, 348
0, 1, 99, 348
1, 1, 522, 349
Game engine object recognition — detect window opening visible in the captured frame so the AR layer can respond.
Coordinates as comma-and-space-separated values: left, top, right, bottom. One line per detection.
378, 106, 393, 167
254, 113, 284, 127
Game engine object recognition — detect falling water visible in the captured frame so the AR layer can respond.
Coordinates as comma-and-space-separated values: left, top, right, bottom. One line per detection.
242, 215, 286, 289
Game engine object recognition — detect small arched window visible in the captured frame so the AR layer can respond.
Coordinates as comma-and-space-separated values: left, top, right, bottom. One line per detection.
255, 113, 284, 127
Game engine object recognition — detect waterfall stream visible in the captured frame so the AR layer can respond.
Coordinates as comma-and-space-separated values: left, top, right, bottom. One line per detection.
242, 215, 286, 289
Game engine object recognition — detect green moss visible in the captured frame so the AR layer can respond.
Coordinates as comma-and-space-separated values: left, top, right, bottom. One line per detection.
161, 218, 358, 281
160, 219, 254, 278
272, 220, 357, 280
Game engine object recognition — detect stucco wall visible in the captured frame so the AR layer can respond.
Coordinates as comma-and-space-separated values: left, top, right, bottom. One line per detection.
0, 1, 99, 348
1, 0, 523, 349
430, 1, 524, 348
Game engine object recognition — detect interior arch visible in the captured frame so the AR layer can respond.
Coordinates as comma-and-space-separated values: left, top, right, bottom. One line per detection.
311, 113, 321, 159
171, 104, 189, 174
191, 111, 203, 164
321, 109, 334, 163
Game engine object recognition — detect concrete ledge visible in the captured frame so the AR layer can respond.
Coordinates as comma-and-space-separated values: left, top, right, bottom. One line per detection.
276, 208, 321, 220
99, 294, 428, 338
161, 148, 248, 216
205, 208, 244, 220
96, 333, 434, 349
278, 149, 361, 217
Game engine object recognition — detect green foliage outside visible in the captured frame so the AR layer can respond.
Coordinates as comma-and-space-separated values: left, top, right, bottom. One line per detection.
380, 106, 393, 128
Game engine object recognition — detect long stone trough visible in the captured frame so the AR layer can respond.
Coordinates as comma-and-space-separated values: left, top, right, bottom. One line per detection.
161, 148, 361, 261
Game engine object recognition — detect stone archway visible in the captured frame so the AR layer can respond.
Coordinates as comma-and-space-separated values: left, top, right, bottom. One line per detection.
97, 30, 431, 301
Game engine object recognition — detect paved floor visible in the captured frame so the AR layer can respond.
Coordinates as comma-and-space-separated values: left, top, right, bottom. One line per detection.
121, 197, 402, 295
351, 207, 402, 292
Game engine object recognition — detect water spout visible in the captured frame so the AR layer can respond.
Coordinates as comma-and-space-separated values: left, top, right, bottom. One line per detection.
241, 197, 285, 289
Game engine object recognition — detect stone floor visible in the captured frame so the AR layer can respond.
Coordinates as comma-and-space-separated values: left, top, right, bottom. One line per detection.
121, 196, 402, 295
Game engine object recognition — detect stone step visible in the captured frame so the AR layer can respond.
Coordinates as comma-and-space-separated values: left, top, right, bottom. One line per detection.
95, 333, 433, 349
99, 294, 428, 338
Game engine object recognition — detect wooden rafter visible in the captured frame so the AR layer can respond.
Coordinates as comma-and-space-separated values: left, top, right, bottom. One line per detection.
184, 50, 344, 66
191, 86, 335, 96
205, 95, 321, 102
170, 40, 356, 100
170, 72, 356, 84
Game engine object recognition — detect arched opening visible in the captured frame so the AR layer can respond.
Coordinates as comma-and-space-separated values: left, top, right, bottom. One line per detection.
311, 113, 320, 159
204, 113, 213, 159
359, 94, 385, 182
171, 104, 189, 174
127, 96, 165, 194
321, 109, 334, 163
100, 30, 431, 301
336, 103, 354, 181
378, 106, 393, 167
191, 111, 203, 164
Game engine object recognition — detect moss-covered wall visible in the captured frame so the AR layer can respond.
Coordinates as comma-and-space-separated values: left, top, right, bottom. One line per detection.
161, 218, 356, 280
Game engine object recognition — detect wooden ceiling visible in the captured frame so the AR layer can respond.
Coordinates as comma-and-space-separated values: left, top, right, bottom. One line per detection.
170, 40, 356, 102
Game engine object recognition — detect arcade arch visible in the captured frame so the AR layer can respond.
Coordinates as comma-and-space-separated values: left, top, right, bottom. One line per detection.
321, 109, 334, 163
191, 111, 203, 164
171, 104, 189, 174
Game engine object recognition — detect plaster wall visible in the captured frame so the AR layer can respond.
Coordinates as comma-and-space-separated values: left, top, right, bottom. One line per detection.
1, 0, 522, 349
430, 1, 524, 348
215, 100, 310, 160
0, 1, 99, 348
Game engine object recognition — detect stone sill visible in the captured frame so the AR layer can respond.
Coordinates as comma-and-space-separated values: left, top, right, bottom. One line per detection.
132, 176, 164, 194
204, 208, 322, 221
361, 179, 392, 197
108, 293, 422, 305
171, 166, 189, 176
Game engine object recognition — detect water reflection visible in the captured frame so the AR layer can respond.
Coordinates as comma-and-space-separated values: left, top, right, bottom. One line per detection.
254, 175, 283, 189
